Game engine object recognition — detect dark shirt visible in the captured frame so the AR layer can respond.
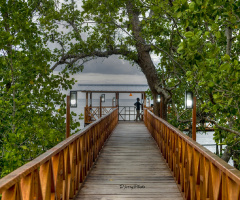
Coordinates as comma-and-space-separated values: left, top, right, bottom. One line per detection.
134, 101, 141, 110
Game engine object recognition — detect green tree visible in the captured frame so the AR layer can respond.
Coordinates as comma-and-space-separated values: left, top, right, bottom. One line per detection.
12, 0, 238, 169
42, 0, 240, 168
168, 0, 240, 168
0, 0, 80, 177
37, 0, 186, 120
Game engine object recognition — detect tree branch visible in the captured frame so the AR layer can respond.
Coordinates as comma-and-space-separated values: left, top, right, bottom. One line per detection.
50, 48, 135, 71
205, 118, 240, 137
226, 26, 232, 56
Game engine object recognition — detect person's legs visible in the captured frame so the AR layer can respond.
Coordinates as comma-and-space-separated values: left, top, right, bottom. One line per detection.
138, 111, 141, 121
138, 110, 141, 121
136, 110, 140, 121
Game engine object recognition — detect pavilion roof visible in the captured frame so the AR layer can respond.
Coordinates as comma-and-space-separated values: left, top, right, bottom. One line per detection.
77, 84, 149, 93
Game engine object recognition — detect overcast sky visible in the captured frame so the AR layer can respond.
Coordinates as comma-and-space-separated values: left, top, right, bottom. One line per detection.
54, 55, 148, 85
81, 56, 142, 75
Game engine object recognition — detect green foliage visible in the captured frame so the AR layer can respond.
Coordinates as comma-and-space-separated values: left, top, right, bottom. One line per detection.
167, 0, 240, 168
3, 0, 238, 169
50, 0, 240, 168
0, 0, 80, 177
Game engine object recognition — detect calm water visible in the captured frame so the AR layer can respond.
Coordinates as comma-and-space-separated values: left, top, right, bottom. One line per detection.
187, 131, 233, 166
196, 131, 216, 152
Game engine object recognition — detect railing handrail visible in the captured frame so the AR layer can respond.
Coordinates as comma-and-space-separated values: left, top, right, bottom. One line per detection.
0, 108, 118, 195
118, 106, 135, 107
146, 110, 240, 184
86, 106, 116, 108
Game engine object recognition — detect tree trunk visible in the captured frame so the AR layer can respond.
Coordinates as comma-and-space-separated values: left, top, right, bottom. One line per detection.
226, 27, 232, 56
153, 93, 160, 117
160, 96, 167, 120
162, 100, 168, 121
221, 146, 232, 163
188, 126, 192, 138
233, 151, 239, 169
126, 1, 170, 120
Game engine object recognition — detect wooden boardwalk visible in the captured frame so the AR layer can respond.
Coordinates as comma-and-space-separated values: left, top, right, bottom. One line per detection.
76, 122, 184, 200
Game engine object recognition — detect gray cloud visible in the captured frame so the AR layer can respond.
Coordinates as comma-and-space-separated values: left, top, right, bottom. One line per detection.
70, 73, 148, 85
53, 55, 148, 85
53, 55, 143, 76
81, 55, 142, 75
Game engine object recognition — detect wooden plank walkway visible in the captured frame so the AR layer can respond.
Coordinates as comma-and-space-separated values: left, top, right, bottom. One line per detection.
76, 122, 184, 200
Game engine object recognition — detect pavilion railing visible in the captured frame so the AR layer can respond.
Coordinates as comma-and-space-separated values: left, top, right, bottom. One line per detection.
0, 108, 118, 200
84, 106, 116, 124
84, 106, 144, 123
144, 109, 240, 200
118, 106, 139, 121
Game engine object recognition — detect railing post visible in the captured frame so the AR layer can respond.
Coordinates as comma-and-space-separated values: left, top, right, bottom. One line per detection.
220, 131, 223, 155
192, 96, 196, 141
66, 95, 70, 138
84, 107, 87, 125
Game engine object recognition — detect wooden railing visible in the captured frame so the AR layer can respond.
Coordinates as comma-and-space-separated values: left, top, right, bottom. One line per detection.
144, 109, 240, 200
84, 106, 116, 124
118, 106, 139, 121
0, 108, 118, 200
85, 106, 149, 124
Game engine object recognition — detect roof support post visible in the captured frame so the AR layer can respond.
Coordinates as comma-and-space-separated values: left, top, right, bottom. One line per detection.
143, 93, 146, 108
90, 92, 92, 107
116, 93, 119, 107
141, 93, 144, 120
192, 96, 197, 141
100, 96, 102, 118
66, 95, 70, 138
86, 92, 89, 107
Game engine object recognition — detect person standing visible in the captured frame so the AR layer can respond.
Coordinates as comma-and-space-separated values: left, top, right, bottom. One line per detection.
134, 98, 142, 121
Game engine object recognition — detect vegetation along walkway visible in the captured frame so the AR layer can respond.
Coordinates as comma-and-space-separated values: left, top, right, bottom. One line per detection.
76, 122, 183, 200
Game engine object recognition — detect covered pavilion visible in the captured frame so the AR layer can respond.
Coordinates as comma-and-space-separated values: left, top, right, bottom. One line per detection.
74, 84, 150, 125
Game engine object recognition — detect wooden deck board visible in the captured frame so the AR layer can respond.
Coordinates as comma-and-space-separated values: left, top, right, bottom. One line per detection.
76, 122, 183, 200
